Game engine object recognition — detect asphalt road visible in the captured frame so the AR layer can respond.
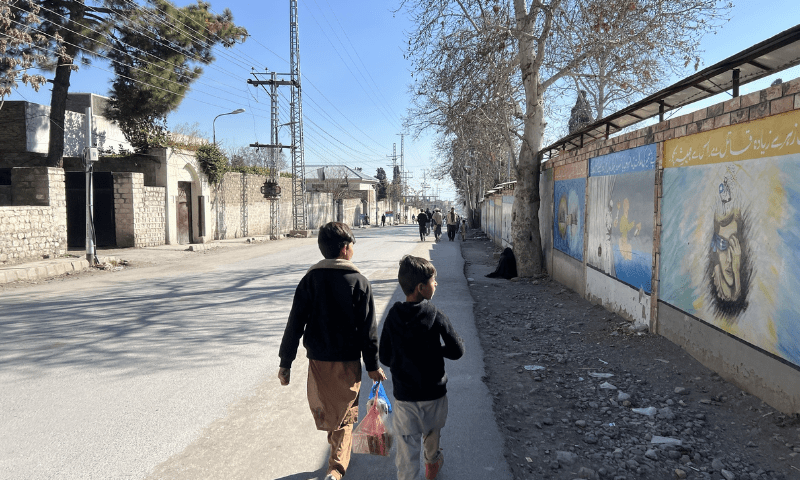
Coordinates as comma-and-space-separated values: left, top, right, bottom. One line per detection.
0, 226, 511, 480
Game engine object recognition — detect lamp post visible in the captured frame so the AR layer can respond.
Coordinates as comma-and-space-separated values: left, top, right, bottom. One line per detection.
212, 108, 245, 145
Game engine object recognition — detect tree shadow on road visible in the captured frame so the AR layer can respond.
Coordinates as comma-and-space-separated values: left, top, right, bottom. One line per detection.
273, 469, 327, 480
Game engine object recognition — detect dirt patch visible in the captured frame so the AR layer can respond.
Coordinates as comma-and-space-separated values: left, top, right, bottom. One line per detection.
463, 231, 799, 480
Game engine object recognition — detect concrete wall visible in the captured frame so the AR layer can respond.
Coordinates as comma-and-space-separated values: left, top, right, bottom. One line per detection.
0, 99, 133, 168
0, 167, 67, 265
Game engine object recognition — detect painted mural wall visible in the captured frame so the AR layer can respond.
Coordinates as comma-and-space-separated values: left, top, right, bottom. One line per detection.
587, 144, 656, 293
660, 109, 800, 368
553, 161, 586, 261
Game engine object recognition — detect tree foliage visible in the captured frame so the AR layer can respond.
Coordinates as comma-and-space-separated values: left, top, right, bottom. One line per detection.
1, 0, 137, 166
375, 167, 388, 200
0, 0, 245, 163
106, 0, 246, 152
401, 0, 730, 276
0, 0, 61, 97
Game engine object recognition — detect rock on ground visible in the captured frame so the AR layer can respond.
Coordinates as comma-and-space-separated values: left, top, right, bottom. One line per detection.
462, 232, 798, 480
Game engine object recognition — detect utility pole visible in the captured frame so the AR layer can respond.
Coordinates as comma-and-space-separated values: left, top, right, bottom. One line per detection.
247, 0, 307, 233
248, 70, 294, 238
289, 0, 307, 231
83, 107, 98, 265
387, 143, 398, 223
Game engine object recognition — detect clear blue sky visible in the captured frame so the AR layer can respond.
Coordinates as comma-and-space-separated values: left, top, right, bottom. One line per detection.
7, 1, 799, 201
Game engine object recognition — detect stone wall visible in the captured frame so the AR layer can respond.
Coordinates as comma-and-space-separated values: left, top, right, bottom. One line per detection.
0, 167, 67, 265
141, 187, 166, 247
114, 173, 166, 248
212, 173, 344, 239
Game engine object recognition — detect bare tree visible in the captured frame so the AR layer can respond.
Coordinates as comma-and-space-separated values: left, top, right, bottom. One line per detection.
401, 0, 729, 276
226, 145, 287, 172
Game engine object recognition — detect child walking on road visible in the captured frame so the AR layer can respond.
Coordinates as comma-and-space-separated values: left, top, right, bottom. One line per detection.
379, 255, 465, 480
278, 222, 386, 480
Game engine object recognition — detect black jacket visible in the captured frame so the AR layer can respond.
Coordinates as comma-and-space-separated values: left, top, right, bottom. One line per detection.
379, 300, 465, 402
279, 259, 379, 371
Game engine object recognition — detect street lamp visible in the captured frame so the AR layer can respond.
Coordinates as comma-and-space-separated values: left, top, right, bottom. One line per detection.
212, 108, 245, 145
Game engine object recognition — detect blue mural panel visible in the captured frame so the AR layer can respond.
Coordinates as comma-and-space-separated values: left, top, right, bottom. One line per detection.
590, 144, 657, 176
553, 177, 585, 261
587, 144, 656, 293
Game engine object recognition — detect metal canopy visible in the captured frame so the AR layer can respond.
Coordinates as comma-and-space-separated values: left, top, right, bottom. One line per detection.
542, 23, 800, 159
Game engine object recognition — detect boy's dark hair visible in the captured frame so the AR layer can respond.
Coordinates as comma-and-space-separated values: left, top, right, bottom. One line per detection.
398, 255, 437, 295
318, 222, 356, 259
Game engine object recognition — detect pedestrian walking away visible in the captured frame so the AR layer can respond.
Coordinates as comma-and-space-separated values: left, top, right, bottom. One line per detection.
432, 209, 443, 242
381, 214, 386, 227
417, 209, 428, 241
379, 255, 465, 480
446, 207, 458, 241
459, 219, 467, 241
425, 208, 432, 235
278, 222, 387, 480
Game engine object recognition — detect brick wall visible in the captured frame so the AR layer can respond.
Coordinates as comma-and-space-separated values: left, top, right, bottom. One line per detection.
543, 78, 800, 172
0, 167, 67, 265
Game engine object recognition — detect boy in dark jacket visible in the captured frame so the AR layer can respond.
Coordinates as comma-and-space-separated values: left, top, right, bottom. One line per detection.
278, 222, 386, 480
379, 255, 465, 480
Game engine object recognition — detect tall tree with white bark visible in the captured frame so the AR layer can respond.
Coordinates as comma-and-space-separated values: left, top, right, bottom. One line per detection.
401, 0, 730, 276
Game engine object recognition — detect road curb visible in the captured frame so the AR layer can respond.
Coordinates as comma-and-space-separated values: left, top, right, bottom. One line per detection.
0, 256, 121, 285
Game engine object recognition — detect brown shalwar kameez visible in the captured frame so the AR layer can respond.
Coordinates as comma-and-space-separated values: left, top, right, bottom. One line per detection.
308, 359, 362, 478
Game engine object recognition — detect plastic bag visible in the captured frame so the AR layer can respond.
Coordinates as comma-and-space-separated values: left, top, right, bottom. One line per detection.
368, 381, 392, 413
352, 382, 393, 456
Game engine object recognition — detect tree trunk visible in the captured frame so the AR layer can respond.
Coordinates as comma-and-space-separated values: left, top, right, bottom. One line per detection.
510, 5, 545, 277
46, 54, 75, 168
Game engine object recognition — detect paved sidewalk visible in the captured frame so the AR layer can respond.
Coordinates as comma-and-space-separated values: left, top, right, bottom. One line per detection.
0, 236, 267, 285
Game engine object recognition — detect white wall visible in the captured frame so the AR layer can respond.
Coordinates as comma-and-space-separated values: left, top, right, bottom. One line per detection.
23, 103, 133, 156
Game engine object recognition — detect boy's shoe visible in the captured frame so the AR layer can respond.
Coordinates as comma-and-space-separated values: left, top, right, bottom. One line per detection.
324, 473, 340, 480
425, 451, 444, 479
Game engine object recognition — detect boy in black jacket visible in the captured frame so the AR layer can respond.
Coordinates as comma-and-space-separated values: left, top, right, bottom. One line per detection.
278, 222, 386, 480
379, 255, 465, 480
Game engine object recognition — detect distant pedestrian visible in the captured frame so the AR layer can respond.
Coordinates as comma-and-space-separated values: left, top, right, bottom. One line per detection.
381, 214, 386, 227
417, 209, 428, 241
379, 255, 465, 480
432, 209, 443, 241
412, 214, 416, 223
446, 207, 457, 241
459, 219, 467, 241
425, 208, 432, 235
278, 222, 387, 480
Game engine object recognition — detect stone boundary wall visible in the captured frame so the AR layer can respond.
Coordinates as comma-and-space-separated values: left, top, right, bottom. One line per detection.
508, 76, 800, 414
0, 167, 67, 265
212, 172, 367, 239
114, 173, 165, 248
141, 187, 166, 247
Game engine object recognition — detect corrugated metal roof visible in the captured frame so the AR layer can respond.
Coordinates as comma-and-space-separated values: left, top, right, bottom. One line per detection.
542, 23, 800, 158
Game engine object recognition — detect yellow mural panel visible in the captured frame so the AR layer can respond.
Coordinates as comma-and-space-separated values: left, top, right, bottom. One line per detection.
665, 110, 800, 168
